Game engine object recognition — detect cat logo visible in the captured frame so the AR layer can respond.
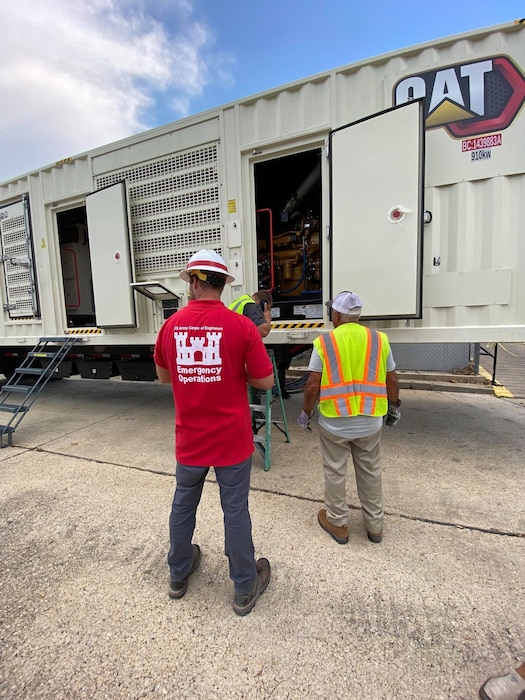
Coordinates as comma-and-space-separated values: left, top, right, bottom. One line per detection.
394, 56, 525, 138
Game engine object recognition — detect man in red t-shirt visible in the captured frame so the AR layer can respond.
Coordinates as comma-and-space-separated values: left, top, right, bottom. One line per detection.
154, 249, 274, 616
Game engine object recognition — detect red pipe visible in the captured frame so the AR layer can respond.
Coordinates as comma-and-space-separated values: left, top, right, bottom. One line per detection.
256, 208, 274, 292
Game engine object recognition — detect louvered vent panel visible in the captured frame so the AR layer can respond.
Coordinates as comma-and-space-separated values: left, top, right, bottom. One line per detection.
95, 144, 223, 275
0, 202, 38, 318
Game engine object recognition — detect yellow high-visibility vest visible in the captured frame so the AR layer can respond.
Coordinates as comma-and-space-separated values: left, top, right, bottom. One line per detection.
313, 323, 390, 417
229, 295, 254, 314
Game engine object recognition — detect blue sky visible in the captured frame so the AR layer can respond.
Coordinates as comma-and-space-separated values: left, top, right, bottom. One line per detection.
0, 0, 523, 182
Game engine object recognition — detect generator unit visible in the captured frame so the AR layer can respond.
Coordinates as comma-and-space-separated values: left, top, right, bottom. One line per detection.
0, 20, 524, 380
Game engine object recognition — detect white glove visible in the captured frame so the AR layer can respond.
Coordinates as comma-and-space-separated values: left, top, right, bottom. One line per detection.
297, 409, 313, 432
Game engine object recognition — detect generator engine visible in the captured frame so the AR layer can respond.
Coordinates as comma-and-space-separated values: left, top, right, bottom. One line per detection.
258, 212, 320, 296
256, 158, 321, 302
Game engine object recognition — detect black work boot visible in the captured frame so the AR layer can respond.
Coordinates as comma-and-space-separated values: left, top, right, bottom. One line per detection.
169, 544, 201, 599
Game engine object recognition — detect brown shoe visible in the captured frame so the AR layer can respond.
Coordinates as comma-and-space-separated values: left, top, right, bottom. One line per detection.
318, 509, 348, 544
367, 530, 383, 544
233, 558, 271, 616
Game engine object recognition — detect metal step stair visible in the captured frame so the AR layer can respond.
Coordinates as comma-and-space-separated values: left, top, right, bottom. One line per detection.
0, 336, 76, 447
249, 352, 290, 471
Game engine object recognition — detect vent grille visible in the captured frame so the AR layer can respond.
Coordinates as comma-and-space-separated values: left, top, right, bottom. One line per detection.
0, 200, 39, 318
95, 144, 223, 276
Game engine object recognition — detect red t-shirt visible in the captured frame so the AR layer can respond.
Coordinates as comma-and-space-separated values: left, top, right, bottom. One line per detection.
154, 299, 273, 466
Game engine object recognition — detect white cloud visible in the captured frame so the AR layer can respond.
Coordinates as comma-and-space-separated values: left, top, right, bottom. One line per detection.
0, 0, 233, 182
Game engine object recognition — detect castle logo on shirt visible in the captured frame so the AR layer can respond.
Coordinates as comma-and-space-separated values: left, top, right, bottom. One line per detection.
174, 327, 223, 383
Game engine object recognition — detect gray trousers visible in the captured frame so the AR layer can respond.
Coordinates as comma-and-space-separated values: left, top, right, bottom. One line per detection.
168, 458, 257, 595
318, 425, 384, 534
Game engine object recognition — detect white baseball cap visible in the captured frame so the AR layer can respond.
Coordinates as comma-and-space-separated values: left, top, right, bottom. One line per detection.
180, 249, 235, 284
326, 291, 363, 315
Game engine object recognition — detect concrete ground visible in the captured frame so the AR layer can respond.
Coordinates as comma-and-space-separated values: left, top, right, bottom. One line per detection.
1, 377, 524, 699
480, 342, 525, 399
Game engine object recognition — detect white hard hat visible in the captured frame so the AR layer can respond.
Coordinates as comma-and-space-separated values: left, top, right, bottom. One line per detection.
180, 249, 235, 284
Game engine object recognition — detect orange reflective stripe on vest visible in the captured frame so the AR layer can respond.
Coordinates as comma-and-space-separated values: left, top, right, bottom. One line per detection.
314, 324, 389, 417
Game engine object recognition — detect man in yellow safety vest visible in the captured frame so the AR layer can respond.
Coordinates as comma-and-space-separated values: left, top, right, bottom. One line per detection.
298, 291, 400, 545
229, 291, 273, 338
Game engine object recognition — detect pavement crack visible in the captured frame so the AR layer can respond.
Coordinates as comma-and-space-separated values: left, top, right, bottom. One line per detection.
13, 444, 524, 540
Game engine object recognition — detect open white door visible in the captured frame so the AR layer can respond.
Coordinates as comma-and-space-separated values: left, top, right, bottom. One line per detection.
0, 196, 39, 318
86, 181, 136, 327
330, 101, 424, 318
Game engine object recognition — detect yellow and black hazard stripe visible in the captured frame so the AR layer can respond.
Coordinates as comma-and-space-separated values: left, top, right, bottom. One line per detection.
271, 321, 325, 330
65, 328, 103, 335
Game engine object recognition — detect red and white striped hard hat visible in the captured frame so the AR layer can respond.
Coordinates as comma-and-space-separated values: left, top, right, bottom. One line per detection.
180, 249, 235, 284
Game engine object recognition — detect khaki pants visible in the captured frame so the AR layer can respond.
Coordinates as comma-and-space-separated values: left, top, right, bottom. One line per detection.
318, 425, 384, 534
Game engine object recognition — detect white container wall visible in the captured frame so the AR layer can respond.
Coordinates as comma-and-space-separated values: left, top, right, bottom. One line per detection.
0, 20, 523, 366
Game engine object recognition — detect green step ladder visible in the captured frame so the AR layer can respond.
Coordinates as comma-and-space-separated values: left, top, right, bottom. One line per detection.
249, 352, 290, 471
0, 336, 77, 447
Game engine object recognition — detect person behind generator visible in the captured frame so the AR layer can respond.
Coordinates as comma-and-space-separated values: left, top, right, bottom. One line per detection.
229, 290, 273, 337
154, 249, 274, 616
297, 291, 401, 545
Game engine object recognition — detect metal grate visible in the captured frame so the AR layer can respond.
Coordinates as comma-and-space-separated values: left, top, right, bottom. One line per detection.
390, 343, 471, 372
131, 167, 218, 200
0, 199, 38, 318
95, 144, 223, 277
134, 227, 222, 256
